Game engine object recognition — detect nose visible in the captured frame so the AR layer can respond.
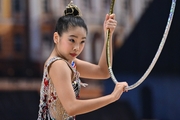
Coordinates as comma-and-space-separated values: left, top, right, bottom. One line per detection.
73, 44, 79, 51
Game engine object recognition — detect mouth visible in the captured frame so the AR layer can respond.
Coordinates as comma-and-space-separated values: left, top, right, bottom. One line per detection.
70, 53, 77, 57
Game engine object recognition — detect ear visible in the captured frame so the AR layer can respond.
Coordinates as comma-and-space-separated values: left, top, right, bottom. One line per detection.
53, 32, 60, 44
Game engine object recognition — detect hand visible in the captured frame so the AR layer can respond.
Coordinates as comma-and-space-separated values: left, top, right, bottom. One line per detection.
104, 13, 117, 35
111, 82, 128, 102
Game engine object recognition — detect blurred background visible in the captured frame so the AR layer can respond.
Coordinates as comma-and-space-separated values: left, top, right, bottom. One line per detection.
0, 0, 180, 120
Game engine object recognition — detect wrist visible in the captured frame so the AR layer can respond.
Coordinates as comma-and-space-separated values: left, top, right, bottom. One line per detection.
108, 94, 116, 103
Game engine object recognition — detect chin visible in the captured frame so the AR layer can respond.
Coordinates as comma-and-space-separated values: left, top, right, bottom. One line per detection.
70, 58, 76, 61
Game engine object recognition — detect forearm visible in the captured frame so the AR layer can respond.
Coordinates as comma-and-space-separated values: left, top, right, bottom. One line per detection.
64, 82, 127, 116
98, 31, 113, 78
69, 94, 115, 116
98, 13, 116, 78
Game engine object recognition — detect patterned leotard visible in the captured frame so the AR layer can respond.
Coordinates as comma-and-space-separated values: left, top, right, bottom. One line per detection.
37, 57, 81, 120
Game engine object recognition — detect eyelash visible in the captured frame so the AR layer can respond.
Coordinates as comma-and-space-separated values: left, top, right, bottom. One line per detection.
81, 41, 85, 44
69, 39, 85, 44
69, 39, 75, 42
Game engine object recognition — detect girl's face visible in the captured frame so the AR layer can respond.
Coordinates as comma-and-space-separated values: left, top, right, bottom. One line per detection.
54, 26, 87, 62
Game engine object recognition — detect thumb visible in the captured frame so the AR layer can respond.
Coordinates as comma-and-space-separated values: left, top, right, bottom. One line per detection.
105, 14, 109, 21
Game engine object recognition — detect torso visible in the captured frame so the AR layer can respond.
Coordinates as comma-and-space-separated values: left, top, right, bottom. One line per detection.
37, 57, 81, 120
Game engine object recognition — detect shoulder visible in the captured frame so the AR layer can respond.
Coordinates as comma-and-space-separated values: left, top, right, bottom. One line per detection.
50, 59, 69, 70
47, 59, 74, 92
47, 59, 74, 84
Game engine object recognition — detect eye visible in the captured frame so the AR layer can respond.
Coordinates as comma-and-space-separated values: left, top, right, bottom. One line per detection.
81, 40, 85, 44
69, 39, 75, 43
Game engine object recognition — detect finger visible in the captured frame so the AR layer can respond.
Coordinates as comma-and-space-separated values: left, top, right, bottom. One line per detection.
123, 82, 129, 92
106, 23, 117, 29
106, 22, 116, 27
107, 26, 116, 31
107, 19, 117, 25
106, 19, 117, 24
109, 13, 115, 20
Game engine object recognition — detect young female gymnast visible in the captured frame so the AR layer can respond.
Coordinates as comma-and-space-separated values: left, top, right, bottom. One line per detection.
37, 1, 128, 120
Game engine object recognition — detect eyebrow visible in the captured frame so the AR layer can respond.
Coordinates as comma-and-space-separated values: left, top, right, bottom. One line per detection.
69, 35, 86, 39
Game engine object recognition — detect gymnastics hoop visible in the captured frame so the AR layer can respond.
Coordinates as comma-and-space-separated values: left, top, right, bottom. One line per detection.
106, 0, 176, 90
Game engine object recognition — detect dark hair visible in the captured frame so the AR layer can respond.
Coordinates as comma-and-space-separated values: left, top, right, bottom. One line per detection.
55, 16, 88, 36
55, 4, 88, 36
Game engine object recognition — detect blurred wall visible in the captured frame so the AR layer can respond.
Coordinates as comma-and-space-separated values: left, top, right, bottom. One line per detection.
1, 0, 180, 120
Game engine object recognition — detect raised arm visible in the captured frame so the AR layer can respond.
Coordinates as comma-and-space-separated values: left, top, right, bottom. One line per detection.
49, 60, 128, 116
75, 14, 117, 79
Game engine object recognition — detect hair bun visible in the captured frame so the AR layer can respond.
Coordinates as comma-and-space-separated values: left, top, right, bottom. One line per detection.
64, 1, 82, 16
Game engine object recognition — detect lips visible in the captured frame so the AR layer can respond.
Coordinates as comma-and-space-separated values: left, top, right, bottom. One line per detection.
70, 53, 77, 57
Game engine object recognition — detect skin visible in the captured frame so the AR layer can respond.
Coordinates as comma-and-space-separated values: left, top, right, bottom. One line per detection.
47, 14, 128, 116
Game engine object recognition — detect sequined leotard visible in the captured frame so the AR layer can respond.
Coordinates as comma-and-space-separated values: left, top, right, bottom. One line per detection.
37, 57, 81, 120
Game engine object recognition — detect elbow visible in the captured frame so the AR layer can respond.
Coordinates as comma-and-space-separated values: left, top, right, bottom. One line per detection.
104, 68, 111, 79
65, 108, 76, 116
101, 71, 111, 79
64, 104, 78, 116
100, 68, 111, 79
104, 73, 110, 79
66, 109, 76, 116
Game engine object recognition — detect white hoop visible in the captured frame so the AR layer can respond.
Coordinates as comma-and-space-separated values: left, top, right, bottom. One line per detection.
106, 0, 177, 90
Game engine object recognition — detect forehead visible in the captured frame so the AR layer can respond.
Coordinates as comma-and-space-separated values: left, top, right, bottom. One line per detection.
64, 26, 87, 37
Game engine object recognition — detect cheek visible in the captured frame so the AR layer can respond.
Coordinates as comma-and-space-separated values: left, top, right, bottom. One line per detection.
80, 44, 85, 51
61, 41, 71, 49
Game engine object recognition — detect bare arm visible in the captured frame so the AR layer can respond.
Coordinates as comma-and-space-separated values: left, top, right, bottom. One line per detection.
49, 60, 127, 116
76, 14, 117, 79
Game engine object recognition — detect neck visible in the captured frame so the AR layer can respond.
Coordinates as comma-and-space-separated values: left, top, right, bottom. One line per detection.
50, 48, 72, 64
